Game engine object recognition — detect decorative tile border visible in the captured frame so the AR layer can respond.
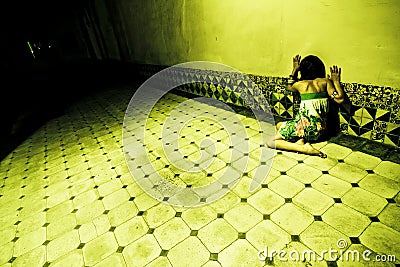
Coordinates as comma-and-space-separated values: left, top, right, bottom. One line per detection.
136, 64, 399, 147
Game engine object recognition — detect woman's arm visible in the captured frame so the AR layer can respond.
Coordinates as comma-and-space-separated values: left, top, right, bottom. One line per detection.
288, 55, 301, 92
327, 65, 346, 104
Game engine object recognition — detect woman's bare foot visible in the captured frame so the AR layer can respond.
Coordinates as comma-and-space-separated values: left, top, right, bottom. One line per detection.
303, 143, 327, 158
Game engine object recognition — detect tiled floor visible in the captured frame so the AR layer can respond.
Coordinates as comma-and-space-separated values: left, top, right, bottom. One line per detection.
0, 83, 399, 267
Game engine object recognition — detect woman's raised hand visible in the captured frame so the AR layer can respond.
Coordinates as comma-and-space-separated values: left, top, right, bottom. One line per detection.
293, 55, 301, 71
329, 65, 341, 82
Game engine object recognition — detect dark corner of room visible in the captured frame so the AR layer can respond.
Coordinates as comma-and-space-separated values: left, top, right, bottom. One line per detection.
1, 0, 140, 160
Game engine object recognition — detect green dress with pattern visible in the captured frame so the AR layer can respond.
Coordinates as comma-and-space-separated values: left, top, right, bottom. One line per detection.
278, 91, 329, 142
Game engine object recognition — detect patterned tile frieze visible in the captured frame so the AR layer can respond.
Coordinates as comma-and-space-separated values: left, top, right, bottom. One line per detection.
136, 64, 399, 147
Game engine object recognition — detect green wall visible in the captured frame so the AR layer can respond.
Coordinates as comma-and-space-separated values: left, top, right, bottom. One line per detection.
116, 0, 400, 88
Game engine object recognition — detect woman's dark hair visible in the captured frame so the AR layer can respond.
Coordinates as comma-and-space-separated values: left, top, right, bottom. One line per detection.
299, 55, 326, 80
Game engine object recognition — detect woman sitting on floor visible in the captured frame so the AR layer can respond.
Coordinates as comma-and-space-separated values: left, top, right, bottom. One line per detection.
267, 54, 346, 157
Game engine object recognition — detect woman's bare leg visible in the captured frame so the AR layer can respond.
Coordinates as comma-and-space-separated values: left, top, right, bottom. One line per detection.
267, 135, 326, 157
295, 138, 305, 145
276, 121, 284, 131
267, 135, 309, 154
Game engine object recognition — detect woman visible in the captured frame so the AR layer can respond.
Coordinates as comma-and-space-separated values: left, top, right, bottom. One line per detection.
266, 54, 346, 157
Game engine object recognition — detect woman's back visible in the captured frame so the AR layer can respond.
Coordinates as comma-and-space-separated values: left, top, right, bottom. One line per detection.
294, 78, 328, 95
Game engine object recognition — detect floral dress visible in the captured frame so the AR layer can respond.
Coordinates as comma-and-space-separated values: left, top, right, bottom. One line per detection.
278, 91, 329, 142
